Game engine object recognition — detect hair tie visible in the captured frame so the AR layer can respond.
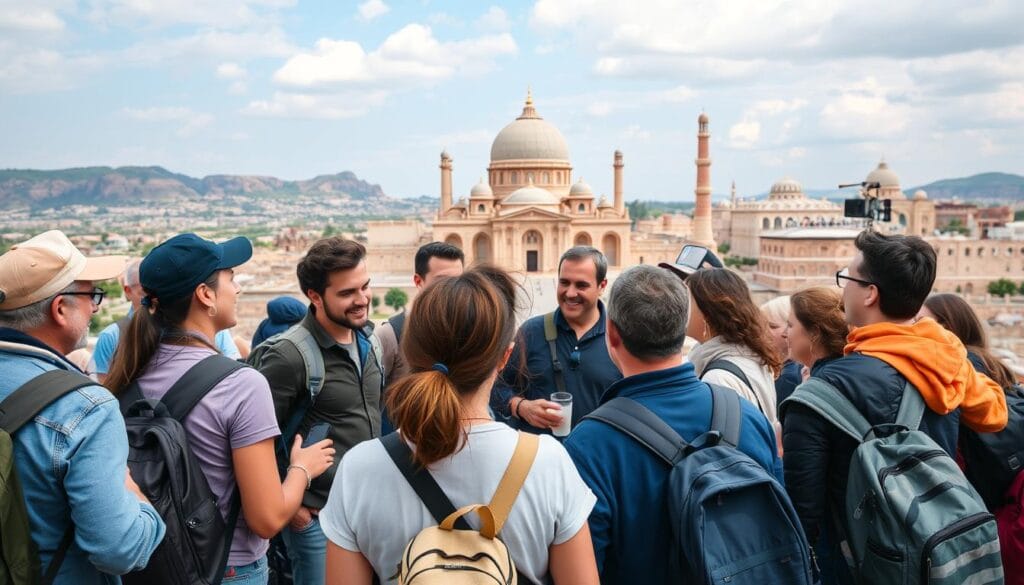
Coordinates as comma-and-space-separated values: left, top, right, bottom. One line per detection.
141, 296, 153, 307
431, 363, 449, 375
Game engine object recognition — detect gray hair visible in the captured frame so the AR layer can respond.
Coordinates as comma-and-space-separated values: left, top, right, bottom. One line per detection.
123, 259, 142, 288
0, 282, 77, 331
607, 265, 690, 360
559, 246, 608, 282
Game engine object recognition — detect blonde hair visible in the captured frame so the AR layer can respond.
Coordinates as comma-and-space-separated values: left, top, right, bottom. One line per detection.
760, 295, 791, 325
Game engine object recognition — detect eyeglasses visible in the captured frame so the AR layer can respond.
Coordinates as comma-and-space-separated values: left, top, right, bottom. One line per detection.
569, 348, 581, 370
835, 268, 877, 290
58, 288, 106, 307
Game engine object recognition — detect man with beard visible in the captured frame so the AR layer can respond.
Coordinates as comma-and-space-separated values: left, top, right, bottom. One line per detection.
254, 237, 382, 585
492, 246, 622, 435
0, 231, 165, 582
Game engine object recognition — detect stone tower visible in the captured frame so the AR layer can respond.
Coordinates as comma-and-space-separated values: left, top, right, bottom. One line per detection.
440, 149, 453, 214
691, 113, 716, 249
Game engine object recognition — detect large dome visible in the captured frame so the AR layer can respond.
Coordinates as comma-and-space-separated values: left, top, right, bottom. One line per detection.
866, 160, 900, 188
769, 177, 803, 199
502, 183, 559, 205
490, 92, 570, 162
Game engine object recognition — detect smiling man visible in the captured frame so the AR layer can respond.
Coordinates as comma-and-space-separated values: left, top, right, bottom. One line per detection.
252, 236, 383, 585
492, 246, 622, 435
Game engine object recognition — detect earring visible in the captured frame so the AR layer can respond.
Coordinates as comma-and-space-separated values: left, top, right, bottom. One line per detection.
208, 305, 218, 318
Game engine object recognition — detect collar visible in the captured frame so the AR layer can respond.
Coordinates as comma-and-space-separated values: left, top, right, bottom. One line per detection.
554, 300, 607, 341
0, 327, 83, 372
600, 362, 700, 403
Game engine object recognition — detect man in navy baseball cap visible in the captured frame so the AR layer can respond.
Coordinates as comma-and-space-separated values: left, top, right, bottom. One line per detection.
140, 233, 252, 306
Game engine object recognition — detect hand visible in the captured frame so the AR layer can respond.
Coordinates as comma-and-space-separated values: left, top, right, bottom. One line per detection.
125, 469, 150, 504
289, 435, 336, 480
518, 399, 565, 429
289, 505, 316, 531
800, 366, 811, 382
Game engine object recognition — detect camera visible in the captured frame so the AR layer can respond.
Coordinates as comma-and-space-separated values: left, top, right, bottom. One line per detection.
839, 181, 891, 223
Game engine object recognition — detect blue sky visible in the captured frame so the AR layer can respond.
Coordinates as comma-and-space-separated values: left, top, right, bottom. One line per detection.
2, 0, 1022, 201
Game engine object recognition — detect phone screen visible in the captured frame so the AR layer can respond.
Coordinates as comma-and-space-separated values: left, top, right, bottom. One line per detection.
676, 246, 707, 270
302, 422, 331, 447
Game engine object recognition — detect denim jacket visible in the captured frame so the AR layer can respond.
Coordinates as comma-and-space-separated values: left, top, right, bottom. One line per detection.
0, 328, 165, 584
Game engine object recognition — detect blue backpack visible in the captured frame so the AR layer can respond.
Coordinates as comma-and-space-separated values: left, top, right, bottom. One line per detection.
586, 385, 814, 584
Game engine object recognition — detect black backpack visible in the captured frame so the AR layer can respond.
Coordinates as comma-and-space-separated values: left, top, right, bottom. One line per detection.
118, 355, 246, 585
960, 383, 1024, 510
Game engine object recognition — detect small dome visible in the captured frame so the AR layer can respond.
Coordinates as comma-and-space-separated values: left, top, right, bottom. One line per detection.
866, 160, 900, 188
470, 178, 493, 198
503, 183, 559, 206
597, 195, 613, 209
569, 178, 593, 196
490, 92, 570, 162
913, 189, 928, 200
440, 149, 450, 160
698, 112, 709, 124
452, 197, 467, 208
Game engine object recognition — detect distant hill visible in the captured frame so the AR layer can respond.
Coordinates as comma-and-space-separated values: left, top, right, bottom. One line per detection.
0, 166, 387, 209
907, 172, 1024, 201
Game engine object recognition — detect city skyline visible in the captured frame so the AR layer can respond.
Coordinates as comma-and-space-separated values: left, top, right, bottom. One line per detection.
2, 1, 1023, 201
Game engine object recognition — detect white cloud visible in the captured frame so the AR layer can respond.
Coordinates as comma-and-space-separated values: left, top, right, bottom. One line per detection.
0, 46, 105, 93
728, 99, 808, 149
476, 6, 510, 32
272, 24, 517, 88
216, 62, 247, 79
819, 78, 913, 140
241, 90, 389, 119
623, 124, 651, 141
87, 0, 297, 29
587, 102, 613, 117
0, 7, 65, 32
123, 106, 214, 137
356, 0, 389, 21
729, 121, 761, 149
126, 28, 296, 63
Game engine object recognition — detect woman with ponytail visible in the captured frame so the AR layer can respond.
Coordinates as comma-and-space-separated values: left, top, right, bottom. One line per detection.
106, 233, 335, 584
321, 265, 599, 585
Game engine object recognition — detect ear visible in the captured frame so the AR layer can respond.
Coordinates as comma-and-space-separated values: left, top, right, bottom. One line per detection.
194, 281, 218, 310
497, 342, 515, 371
413, 274, 425, 289
864, 284, 881, 310
49, 295, 72, 328
598, 279, 608, 293
306, 289, 324, 311
606, 319, 622, 350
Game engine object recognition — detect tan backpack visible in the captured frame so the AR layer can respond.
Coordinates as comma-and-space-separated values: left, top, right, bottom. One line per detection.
381, 431, 540, 584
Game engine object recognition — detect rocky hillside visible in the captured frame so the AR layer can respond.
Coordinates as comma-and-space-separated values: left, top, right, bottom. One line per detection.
0, 166, 387, 209
907, 172, 1024, 201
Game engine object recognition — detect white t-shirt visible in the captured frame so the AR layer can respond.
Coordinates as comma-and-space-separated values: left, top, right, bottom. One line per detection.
320, 422, 596, 584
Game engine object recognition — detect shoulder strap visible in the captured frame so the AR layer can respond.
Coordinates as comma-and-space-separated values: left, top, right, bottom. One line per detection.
701, 358, 752, 391
0, 370, 95, 432
487, 432, 539, 535
388, 312, 406, 344
543, 312, 567, 394
279, 326, 325, 401
780, 377, 872, 443
380, 432, 471, 530
708, 384, 742, 447
160, 355, 247, 421
895, 379, 925, 431
585, 397, 688, 466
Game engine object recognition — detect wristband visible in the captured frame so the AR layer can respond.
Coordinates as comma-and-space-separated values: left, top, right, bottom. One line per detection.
287, 464, 312, 490
514, 397, 525, 419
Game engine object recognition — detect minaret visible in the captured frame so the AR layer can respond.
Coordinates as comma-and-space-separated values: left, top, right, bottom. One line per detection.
613, 150, 624, 215
692, 113, 716, 248
730, 180, 737, 207
440, 149, 452, 214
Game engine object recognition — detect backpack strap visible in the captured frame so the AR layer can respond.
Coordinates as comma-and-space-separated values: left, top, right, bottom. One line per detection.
160, 355, 247, 421
486, 431, 539, 536
381, 432, 471, 530
388, 312, 406, 344
279, 326, 326, 401
585, 397, 688, 466
708, 384, 743, 447
894, 378, 926, 432
543, 311, 567, 395
701, 358, 752, 391
0, 370, 95, 432
0, 369, 96, 585
780, 377, 872, 443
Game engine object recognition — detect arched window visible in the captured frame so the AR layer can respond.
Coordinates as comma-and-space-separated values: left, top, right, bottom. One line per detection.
477, 204, 486, 213
762, 218, 771, 230
577, 203, 586, 213
774, 217, 783, 229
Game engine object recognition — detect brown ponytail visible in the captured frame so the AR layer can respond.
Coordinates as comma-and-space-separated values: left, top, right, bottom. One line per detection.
385, 264, 520, 467
105, 271, 221, 395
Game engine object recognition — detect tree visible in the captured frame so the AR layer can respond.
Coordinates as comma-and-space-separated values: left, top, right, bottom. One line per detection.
717, 242, 731, 255
384, 288, 408, 312
371, 296, 381, 310
97, 279, 123, 299
987, 278, 1018, 297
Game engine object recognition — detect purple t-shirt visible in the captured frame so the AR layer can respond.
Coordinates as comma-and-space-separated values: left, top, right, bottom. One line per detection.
136, 344, 280, 565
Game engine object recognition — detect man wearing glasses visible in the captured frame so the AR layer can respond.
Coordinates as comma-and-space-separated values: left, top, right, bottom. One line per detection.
492, 246, 623, 435
0, 230, 165, 582
780, 229, 1007, 584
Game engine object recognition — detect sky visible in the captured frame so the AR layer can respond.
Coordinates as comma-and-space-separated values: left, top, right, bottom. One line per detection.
1, 0, 1022, 201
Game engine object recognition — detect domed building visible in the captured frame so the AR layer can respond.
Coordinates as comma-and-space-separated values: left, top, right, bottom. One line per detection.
432, 90, 633, 272
860, 159, 936, 237
715, 175, 844, 258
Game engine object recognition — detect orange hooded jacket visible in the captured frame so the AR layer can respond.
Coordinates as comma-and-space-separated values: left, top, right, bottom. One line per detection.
845, 317, 1007, 432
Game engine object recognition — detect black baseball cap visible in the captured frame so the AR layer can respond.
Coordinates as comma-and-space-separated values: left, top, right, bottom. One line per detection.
140, 233, 252, 304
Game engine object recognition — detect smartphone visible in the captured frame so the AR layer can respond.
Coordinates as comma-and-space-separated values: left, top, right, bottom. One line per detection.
301, 422, 331, 448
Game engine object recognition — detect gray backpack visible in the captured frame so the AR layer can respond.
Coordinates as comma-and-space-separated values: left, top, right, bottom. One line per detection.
782, 378, 1003, 584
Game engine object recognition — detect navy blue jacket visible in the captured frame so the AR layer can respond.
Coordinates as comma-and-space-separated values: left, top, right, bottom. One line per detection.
781, 353, 960, 583
774, 359, 803, 407
491, 303, 622, 434
564, 363, 783, 585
